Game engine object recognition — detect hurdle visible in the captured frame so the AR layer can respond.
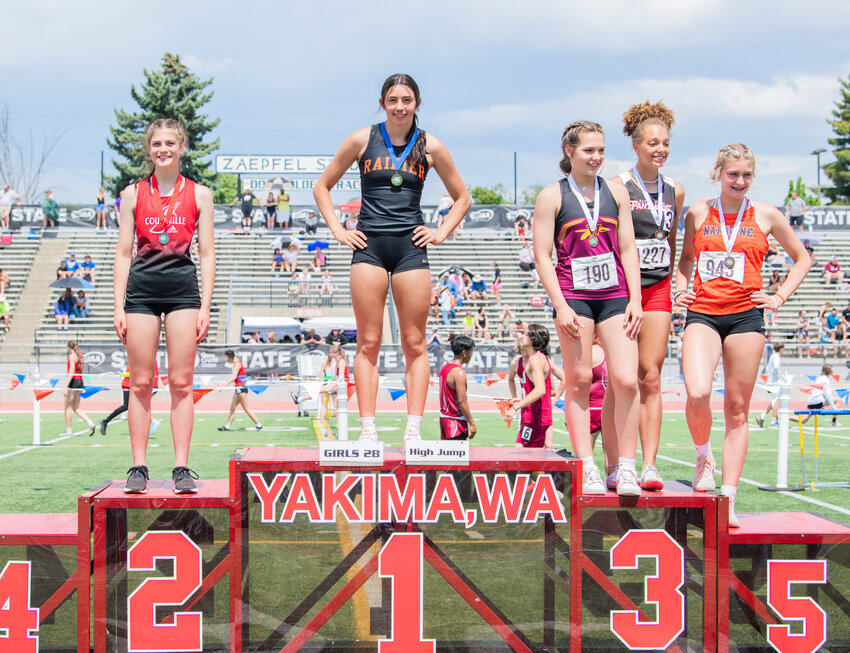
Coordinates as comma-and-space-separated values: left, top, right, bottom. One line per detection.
793, 409, 850, 489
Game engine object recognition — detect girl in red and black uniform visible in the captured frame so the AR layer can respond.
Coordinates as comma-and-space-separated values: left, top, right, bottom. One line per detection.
64, 340, 96, 436
218, 350, 262, 431
113, 118, 215, 494
607, 101, 686, 491
314, 74, 471, 442
675, 143, 810, 526
439, 335, 477, 440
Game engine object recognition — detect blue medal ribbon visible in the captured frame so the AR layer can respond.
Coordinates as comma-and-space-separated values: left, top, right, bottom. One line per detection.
379, 122, 420, 175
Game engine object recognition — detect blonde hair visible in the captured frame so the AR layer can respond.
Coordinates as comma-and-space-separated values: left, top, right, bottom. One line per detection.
67, 340, 82, 360
710, 143, 756, 183
143, 118, 188, 173
622, 100, 675, 143
559, 121, 604, 175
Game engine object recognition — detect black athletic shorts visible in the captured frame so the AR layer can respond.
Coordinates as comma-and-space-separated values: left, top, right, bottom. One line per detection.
351, 229, 429, 274
562, 296, 629, 323
124, 298, 202, 316
235, 387, 249, 395
789, 215, 804, 227
684, 308, 765, 341
68, 377, 84, 390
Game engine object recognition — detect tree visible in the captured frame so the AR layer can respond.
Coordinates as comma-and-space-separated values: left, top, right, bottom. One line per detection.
784, 177, 820, 206
468, 183, 508, 205
521, 184, 544, 205
0, 104, 64, 203
823, 74, 850, 203
211, 174, 238, 204
107, 53, 220, 197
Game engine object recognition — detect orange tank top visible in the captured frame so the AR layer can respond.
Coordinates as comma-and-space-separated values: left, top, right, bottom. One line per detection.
690, 201, 767, 315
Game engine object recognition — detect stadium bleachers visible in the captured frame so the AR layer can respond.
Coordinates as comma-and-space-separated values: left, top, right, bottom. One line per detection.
0, 232, 42, 345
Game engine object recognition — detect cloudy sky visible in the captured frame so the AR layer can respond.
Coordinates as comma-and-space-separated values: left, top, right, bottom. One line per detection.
2, 0, 848, 206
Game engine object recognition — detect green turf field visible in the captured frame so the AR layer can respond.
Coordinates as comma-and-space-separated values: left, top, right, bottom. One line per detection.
0, 411, 848, 521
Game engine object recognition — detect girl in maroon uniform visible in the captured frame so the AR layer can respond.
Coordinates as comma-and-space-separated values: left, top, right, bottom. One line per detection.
113, 118, 215, 494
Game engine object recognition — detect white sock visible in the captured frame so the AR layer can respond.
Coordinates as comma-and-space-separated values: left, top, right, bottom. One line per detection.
360, 416, 376, 431
581, 456, 597, 471
65, 427, 72, 435
405, 415, 422, 432
618, 457, 636, 471
695, 441, 713, 459
720, 485, 737, 498
86, 420, 95, 428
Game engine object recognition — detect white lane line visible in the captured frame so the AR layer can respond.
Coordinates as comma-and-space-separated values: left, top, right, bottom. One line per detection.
0, 431, 77, 461
654, 453, 850, 518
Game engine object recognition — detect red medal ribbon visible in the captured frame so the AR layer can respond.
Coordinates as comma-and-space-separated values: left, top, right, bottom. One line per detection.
150, 173, 185, 240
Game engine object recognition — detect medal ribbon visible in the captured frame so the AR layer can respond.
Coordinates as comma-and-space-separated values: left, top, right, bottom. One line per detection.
631, 166, 665, 231
567, 175, 600, 236
150, 173, 184, 240
714, 196, 749, 256
379, 122, 420, 173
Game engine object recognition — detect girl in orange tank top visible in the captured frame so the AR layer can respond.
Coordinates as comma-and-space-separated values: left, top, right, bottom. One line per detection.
674, 144, 811, 528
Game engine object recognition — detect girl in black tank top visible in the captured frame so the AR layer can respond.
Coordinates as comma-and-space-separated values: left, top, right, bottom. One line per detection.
313, 74, 471, 441
607, 101, 685, 492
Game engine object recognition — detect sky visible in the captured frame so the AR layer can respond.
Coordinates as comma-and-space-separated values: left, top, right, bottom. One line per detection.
2, 0, 848, 207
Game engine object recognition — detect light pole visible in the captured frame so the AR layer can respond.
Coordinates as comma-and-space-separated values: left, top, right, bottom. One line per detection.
811, 148, 826, 202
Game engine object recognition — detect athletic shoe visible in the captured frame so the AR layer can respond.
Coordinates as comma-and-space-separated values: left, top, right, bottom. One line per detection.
769, 421, 779, 427
172, 467, 199, 494
124, 465, 149, 494
582, 466, 606, 495
616, 466, 641, 496
149, 419, 161, 435
606, 472, 618, 491
87, 422, 96, 437
692, 456, 717, 492
254, 423, 263, 431
217, 425, 231, 431
403, 427, 422, 442
639, 465, 664, 491
99, 420, 108, 435
358, 426, 378, 442
727, 496, 740, 528
755, 415, 764, 428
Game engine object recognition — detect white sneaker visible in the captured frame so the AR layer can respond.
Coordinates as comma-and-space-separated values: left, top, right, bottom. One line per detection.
639, 465, 664, 491
582, 466, 606, 495
692, 456, 717, 492
616, 466, 641, 496
728, 496, 741, 528
403, 427, 422, 442
149, 419, 161, 435
358, 426, 378, 442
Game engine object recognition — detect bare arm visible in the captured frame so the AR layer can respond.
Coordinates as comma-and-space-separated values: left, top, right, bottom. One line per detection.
611, 183, 642, 339
195, 184, 216, 343
449, 367, 476, 437
507, 357, 519, 400
550, 362, 566, 403
511, 355, 548, 410
413, 133, 471, 246
668, 180, 685, 276
751, 201, 811, 311
674, 200, 708, 309
220, 360, 240, 388
113, 184, 137, 344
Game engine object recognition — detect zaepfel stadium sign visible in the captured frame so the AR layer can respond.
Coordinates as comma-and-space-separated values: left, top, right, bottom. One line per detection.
215, 155, 358, 175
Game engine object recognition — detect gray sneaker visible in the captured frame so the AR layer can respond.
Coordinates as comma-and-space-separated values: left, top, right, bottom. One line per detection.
692, 456, 717, 492
124, 465, 149, 494
172, 466, 199, 494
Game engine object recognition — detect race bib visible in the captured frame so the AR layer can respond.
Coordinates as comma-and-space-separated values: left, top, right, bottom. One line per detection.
698, 251, 744, 284
571, 252, 618, 291
636, 238, 671, 270
520, 425, 533, 442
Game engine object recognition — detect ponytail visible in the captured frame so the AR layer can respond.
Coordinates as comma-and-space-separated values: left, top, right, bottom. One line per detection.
559, 120, 604, 176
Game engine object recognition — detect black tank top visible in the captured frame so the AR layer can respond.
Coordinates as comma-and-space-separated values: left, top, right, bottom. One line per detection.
358, 123, 429, 235
619, 172, 678, 287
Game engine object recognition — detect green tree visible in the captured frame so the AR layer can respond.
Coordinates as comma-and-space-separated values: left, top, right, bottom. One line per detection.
211, 174, 238, 204
521, 184, 544, 205
824, 74, 850, 203
784, 177, 821, 206
468, 183, 508, 204
106, 52, 221, 197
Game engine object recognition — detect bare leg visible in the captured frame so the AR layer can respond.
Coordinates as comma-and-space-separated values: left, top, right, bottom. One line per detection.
637, 311, 670, 468
391, 268, 432, 417
682, 323, 723, 448
350, 263, 389, 418
237, 393, 260, 425
163, 308, 200, 468
596, 314, 640, 460
126, 313, 162, 466
557, 316, 595, 459
225, 393, 238, 427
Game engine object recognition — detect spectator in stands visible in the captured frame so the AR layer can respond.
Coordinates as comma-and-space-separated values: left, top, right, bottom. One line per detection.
54, 294, 70, 329
65, 252, 81, 277
497, 305, 514, 339
427, 326, 445, 346
459, 272, 473, 300
277, 191, 291, 228
511, 318, 528, 341
0, 294, 9, 330
303, 329, 324, 345
64, 341, 96, 436
461, 311, 474, 336
42, 190, 59, 229
318, 269, 336, 298
474, 306, 489, 338
491, 262, 503, 304
283, 243, 299, 273
96, 187, 108, 230
230, 188, 257, 230
0, 268, 9, 293
518, 242, 535, 276
310, 247, 327, 272
304, 209, 319, 235
818, 300, 834, 321
264, 192, 277, 230
514, 211, 529, 241
469, 274, 488, 301
267, 331, 278, 343
438, 286, 454, 326
287, 272, 299, 306
75, 290, 90, 318
767, 269, 782, 292
436, 193, 453, 233
796, 310, 810, 358
63, 288, 78, 319
247, 331, 262, 344
802, 240, 815, 265
327, 327, 348, 346
671, 307, 685, 339
785, 190, 806, 231
81, 254, 96, 283
1, 184, 20, 230
429, 278, 440, 318
827, 307, 843, 357
271, 248, 284, 276
344, 212, 358, 231
823, 255, 842, 284
298, 266, 312, 294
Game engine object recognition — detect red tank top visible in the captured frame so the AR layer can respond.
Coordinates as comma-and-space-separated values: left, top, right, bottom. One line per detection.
517, 352, 552, 427
690, 201, 768, 315
235, 361, 247, 387
67, 354, 83, 382
439, 362, 463, 420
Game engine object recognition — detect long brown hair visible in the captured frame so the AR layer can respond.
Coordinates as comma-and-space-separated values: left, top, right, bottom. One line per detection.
558, 121, 604, 175
67, 340, 83, 363
380, 74, 427, 166
143, 117, 188, 175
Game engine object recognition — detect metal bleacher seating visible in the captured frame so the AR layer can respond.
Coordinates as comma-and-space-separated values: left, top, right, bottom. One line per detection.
0, 232, 41, 344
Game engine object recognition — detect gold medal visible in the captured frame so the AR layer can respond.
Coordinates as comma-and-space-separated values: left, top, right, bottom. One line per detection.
391, 173, 403, 187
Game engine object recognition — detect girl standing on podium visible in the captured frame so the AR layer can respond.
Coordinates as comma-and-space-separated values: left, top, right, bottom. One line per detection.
314, 74, 470, 442
113, 117, 216, 494
675, 143, 810, 526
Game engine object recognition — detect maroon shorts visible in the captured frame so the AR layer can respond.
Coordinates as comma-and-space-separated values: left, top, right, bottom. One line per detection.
640, 276, 672, 312
516, 421, 549, 448
440, 417, 469, 440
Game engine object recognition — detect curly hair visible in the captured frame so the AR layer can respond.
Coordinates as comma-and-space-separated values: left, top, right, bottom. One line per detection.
622, 100, 675, 143
709, 143, 756, 183
558, 120, 604, 175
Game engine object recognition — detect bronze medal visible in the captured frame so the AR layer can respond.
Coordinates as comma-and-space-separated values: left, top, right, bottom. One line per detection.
391, 173, 403, 187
